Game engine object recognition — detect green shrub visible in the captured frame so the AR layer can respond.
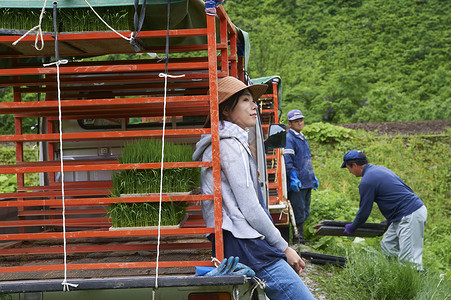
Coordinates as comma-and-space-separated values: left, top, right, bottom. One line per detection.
303, 122, 353, 144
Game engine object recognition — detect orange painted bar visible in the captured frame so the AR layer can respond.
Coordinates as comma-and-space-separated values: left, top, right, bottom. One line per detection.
0, 195, 212, 208
18, 181, 113, 191
0, 29, 208, 44
0, 128, 210, 143
0, 189, 110, 199
0, 72, 222, 88
0, 62, 209, 77
0, 217, 111, 227
0, 161, 211, 174
0, 96, 210, 113
18, 209, 107, 216
207, 13, 224, 261
0, 227, 214, 241
0, 242, 211, 256
0, 260, 213, 274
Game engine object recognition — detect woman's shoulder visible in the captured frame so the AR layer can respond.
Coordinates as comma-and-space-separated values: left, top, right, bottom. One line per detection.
219, 136, 242, 150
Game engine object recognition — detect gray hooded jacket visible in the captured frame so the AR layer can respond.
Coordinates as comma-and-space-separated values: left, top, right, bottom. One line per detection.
192, 121, 288, 253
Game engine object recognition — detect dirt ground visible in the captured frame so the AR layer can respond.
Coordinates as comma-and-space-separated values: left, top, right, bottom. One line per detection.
335, 120, 451, 135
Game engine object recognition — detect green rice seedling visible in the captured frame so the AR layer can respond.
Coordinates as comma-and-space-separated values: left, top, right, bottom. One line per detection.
109, 138, 199, 227
108, 200, 187, 228
0, 7, 131, 32
321, 247, 451, 300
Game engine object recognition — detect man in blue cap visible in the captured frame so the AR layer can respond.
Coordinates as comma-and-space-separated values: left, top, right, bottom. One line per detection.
341, 150, 427, 269
284, 109, 319, 244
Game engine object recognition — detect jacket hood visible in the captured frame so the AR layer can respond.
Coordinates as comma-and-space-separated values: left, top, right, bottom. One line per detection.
192, 121, 249, 161
192, 134, 213, 161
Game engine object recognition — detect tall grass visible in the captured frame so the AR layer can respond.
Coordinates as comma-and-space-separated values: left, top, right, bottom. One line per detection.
109, 138, 199, 227
319, 248, 451, 300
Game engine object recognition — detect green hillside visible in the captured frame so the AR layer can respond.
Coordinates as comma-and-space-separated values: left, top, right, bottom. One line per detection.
223, 0, 451, 123
0, 0, 449, 132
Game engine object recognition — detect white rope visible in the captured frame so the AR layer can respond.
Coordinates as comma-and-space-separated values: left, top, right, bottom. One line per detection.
152, 72, 185, 295
233, 285, 239, 300
279, 209, 288, 221
43, 59, 78, 292
12, 0, 48, 50
211, 256, 221, 267
83, 0, 133, 41
249, 276, 266, 299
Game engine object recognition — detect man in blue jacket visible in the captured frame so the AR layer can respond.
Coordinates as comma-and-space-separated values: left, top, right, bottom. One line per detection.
284, 109, 319, 244
341, 150, 427, 269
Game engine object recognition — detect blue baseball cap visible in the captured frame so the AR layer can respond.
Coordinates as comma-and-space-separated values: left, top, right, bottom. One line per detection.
341, 150, 367, 168
287, 109, 304, 121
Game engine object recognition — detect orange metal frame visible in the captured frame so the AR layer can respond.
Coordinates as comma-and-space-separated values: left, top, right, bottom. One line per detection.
0, 6, 239, 275
259, 80, 285, 205
258, 80, 287, 225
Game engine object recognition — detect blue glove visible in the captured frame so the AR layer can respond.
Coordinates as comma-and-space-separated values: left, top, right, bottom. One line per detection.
196, 257, 255, 277
344, 224, 355, 235
204, 256, 239, 276
289, 170, 302, 192
313, 176, 319, 190
233, 262, 256, 277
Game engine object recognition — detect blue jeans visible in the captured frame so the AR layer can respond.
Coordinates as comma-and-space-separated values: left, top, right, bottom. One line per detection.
288, 188, 312, 225
255, 258, 315, 300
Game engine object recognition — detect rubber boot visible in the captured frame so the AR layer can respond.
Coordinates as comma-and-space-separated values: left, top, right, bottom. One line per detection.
297, 223, 307, 244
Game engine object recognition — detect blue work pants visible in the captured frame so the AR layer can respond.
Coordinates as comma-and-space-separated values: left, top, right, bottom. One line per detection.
288, 188, 312, 225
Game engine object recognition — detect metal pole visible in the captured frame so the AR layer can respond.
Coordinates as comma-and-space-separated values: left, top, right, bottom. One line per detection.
52, 2, 59, 61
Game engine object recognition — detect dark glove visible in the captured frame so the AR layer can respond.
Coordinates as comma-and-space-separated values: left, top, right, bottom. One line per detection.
344, 224, 355, 235
313, 176, 319, 190
289, 170, 302, 192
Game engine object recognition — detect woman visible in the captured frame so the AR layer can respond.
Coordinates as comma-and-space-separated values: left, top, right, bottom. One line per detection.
192, 76, 315, 300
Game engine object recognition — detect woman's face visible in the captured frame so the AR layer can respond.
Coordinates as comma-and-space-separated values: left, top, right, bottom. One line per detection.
224, 90, 258, 130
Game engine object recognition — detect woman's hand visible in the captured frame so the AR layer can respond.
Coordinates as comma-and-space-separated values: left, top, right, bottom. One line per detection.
284, 246, 305, 275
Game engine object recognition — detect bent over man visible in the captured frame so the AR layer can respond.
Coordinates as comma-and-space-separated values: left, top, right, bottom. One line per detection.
341, 150, 427, 269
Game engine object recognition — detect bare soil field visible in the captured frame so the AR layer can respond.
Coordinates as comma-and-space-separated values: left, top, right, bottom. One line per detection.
336, 120, 451, 135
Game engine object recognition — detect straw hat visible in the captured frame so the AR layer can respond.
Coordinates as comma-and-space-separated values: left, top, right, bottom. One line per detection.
217, 76, 268, 105
204, 76, 268, 128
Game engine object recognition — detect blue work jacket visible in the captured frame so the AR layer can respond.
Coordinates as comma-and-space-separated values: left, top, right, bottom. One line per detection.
284, 129, 316, 190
